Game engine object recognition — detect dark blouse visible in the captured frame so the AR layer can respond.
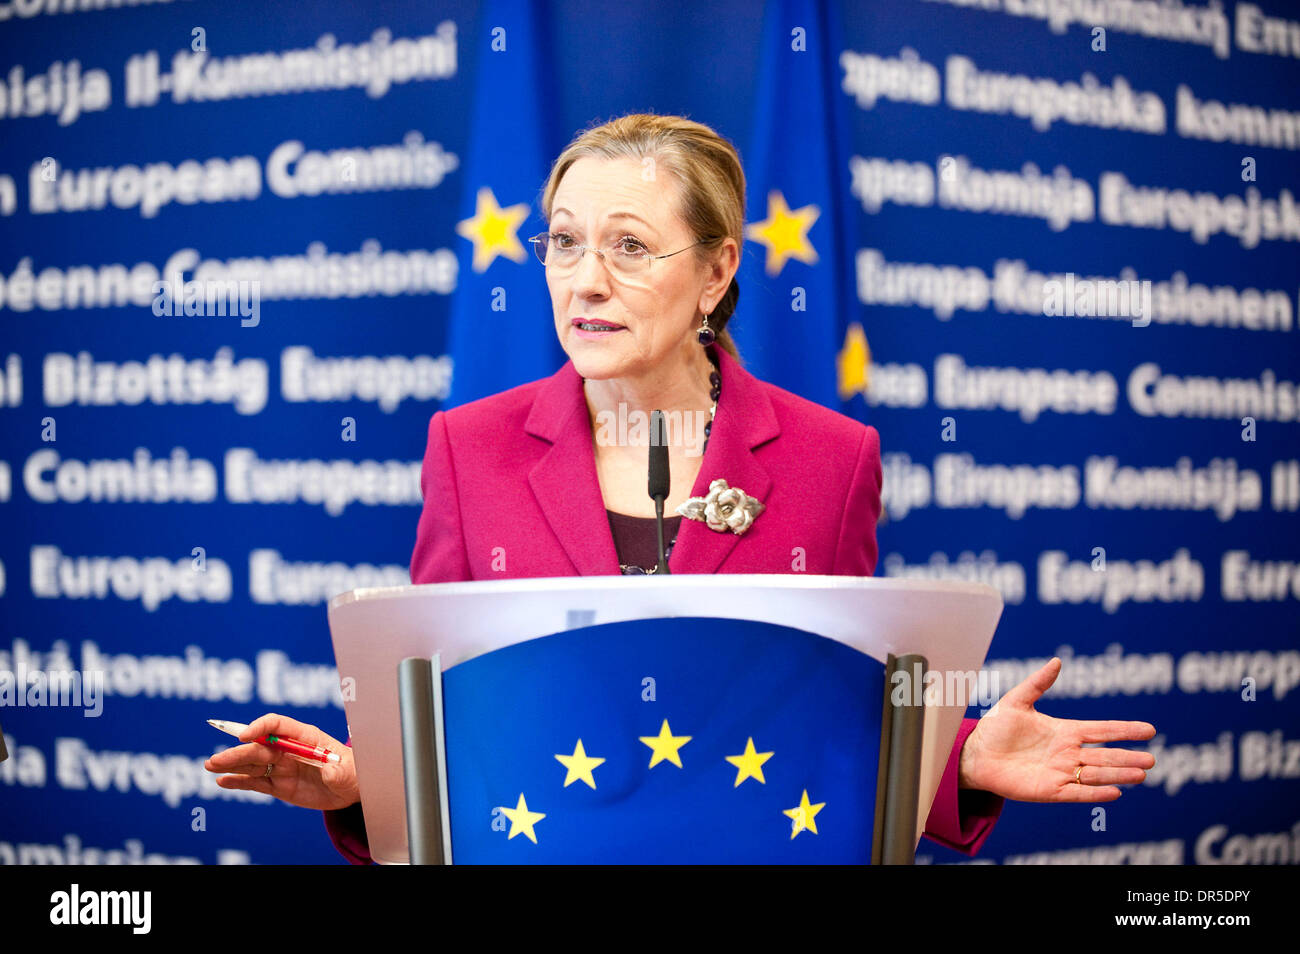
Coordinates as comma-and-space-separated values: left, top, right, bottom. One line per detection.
606, 510, 683, 573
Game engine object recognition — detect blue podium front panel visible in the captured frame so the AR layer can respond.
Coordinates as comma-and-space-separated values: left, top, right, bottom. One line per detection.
441, 616, 885, 863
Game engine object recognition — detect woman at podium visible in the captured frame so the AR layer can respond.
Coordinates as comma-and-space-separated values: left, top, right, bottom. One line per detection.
205, 113, 1155, 863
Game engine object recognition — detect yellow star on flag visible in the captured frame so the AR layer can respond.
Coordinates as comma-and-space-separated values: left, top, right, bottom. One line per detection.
783, 790, 825, 839
837, 322, 872, 401
725, 737, 774, 787
456, 186, 530, 272
745, 190, 819, 276
639, 719, 691, 768
499, 793, 546, 844
554, 739, 606, 789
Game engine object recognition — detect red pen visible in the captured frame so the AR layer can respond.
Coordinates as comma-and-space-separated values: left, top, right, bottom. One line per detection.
208, 719, 341, 765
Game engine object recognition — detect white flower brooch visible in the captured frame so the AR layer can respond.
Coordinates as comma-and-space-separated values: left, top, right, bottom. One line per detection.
676, 478, 766, 536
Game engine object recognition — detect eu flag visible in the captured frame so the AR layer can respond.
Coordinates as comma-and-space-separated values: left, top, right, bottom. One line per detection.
441, 616, 884, 863
446, 0, 567, 408
737, 0, 861, 411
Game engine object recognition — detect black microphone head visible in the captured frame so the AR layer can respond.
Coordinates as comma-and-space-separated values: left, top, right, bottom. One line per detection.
648, 409, 670, 500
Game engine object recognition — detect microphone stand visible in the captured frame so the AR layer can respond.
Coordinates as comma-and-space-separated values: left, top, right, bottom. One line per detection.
649, 410, 671, 574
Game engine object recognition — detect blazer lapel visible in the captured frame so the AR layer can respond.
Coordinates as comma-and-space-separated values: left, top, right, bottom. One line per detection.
668, 345, 780, 574
525, 361, 622, 576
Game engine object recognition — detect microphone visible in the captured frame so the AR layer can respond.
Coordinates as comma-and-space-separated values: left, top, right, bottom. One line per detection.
648, 410, 671, 574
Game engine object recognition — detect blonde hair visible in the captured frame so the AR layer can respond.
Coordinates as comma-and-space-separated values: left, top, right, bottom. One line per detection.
540, 113, 745, 361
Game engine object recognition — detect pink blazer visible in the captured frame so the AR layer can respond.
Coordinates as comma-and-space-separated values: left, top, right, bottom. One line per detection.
411, 344, 884, 581
324, 344, 1001, 862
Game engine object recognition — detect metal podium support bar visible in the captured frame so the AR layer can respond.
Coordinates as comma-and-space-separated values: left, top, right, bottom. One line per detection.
875, 653, 927, 865
397, 654, 452, 865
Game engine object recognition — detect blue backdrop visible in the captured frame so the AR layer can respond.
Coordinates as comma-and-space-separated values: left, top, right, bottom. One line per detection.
1, 0, 1297, 865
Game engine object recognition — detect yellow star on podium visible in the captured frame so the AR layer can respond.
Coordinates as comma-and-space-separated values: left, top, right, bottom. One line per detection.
555, 739, 606, 789
745, 190, 819, 276
499, 793, 546, 843
783, 790, 825, 839
456, 186, 530, 272
639, 719, 691, 768
725, 737, 774, 787
837, 322, 872, 401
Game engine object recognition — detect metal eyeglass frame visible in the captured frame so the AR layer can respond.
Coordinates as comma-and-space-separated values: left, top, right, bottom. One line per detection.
528, 231, 716, 274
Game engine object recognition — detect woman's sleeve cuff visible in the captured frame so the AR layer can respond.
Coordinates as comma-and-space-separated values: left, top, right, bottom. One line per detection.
322, 800, 373, 865
920, 717, 1004, 857
322, 737, 374, 865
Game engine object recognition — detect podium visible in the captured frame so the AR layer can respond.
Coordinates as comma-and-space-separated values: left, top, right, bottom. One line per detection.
327, 575, 1003, 864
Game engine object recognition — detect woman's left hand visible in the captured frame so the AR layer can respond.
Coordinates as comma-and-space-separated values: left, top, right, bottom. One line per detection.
959, 657, 1156, 802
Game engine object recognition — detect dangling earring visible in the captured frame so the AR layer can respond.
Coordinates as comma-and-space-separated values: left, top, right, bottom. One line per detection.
697, 311, 716, 346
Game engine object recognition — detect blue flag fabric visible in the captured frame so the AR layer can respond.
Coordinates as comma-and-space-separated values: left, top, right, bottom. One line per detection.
736, 0, 858, 411
446, 0, 568, 408
441, 617, 884, 863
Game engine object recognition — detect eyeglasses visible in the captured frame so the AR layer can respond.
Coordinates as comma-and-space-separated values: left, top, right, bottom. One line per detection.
528, 231, 713, 281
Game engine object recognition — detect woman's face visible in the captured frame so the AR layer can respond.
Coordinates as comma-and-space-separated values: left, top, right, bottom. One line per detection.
546, 156, 728, 384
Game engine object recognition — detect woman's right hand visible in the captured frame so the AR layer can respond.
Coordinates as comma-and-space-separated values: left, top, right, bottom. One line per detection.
204, 713, 360, 811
